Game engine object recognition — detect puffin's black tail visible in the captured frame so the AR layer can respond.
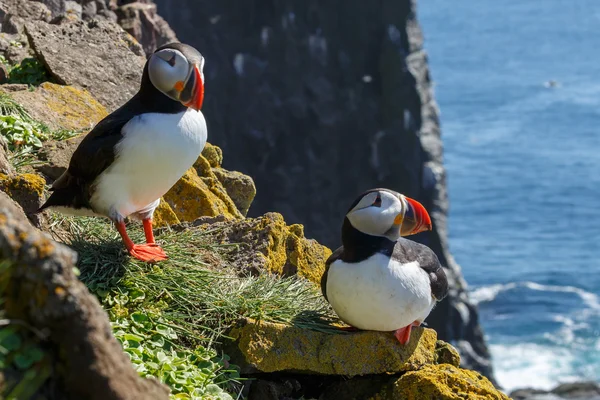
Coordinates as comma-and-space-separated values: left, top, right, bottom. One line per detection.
36, 189, 71, 213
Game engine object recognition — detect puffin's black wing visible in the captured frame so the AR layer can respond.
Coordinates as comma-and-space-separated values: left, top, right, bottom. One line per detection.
321, 246, 344, 301
392, 238, 449, 301
38, 109, 134, 211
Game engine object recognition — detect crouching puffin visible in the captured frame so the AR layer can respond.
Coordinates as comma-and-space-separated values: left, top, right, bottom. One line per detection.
37, 43, 207, 262
321, 189, 449, 345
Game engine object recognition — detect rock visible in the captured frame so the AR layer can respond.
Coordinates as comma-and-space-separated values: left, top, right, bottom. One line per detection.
512, 382, 600, 400
153, 0, 495, 379
0, 190, 169, 399
0, 172, 45, 225
225, 319, 437, 376
387, 364, 510, 400
35, 135, 83, 180
0, 63, 8, 83
30, 0, 65, 18
152, 198, 180, 227
186, 212, 331, 282
25, 19, 146, 111
163, 167, 242, 222
201, 142, 223, 168
65, 1, 82, 19
114, 0, 178, 55
212, 167, 256, 216
0, 136, 14, 176
435, 340, 461, 367
8, 82, 108, 131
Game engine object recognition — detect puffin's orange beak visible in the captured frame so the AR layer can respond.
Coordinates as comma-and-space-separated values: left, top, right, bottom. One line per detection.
181, 64, 204, 111
396, 196, 432, 236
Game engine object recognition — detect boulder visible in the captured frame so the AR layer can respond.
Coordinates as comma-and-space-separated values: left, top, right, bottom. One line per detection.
0, 190, 169, 399
0, 172, 45, 225
8, 82, 108, 131
226, 319, 437, 376
25, 18, 146, 111
185, 212, 331, 282
163, 167, 242, 222
212, 168, 255, 216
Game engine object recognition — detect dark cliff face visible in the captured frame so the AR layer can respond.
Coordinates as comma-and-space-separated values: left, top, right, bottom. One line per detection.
154, 0, 495, 379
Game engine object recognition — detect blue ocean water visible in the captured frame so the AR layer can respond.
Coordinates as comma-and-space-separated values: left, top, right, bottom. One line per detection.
419, 0, 600, 391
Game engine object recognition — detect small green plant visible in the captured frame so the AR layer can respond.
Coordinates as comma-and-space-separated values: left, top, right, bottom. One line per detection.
0, 57, 49, 86
0, 114, 47, 151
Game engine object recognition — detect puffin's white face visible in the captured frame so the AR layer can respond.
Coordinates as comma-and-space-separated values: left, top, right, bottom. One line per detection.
346, 190, 432, 240
148, 48, 205, 110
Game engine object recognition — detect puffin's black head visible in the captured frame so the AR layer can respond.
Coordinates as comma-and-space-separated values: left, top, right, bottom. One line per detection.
344, 188, 432, 240
147, 42, 205, 111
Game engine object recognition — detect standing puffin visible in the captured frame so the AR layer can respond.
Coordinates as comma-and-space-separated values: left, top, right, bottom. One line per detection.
38, 43, 207, 262
321, 189, 448, 345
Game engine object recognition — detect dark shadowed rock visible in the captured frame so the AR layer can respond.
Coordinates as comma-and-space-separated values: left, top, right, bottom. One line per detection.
153, 0, 494, 379
0, 191, 170, 399
114, 0, 178, 55
25, 18, 146, 111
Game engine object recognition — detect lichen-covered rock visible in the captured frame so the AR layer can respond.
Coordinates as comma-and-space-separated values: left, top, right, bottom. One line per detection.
212, 168, 256, 216
435, 340, 461, 367
226, 319, 437, 376
163, 168, 242, 222
389, 364, 510, 400
8, 82, 108, 131
25, 19, 146, 111
0, 172, 45, 225
152, 198, 180, 227
201, 142, 223, 168
190, 212, 330, 282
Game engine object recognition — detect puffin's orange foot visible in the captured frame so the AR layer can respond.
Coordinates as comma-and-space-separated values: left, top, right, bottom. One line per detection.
394, 326, 412, 345
128, 243, 168, 263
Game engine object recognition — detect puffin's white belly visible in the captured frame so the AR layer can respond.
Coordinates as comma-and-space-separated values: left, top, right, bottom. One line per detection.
326, 253, 435, 331
91, 109, 207, 219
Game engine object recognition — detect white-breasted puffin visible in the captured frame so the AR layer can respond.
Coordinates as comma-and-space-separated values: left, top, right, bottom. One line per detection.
37, 43, 207, 262
321, 188, 449, 345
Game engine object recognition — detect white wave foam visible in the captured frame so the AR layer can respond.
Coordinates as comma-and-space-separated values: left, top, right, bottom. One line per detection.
470, 281, 600, 310
490, 343, 581, 392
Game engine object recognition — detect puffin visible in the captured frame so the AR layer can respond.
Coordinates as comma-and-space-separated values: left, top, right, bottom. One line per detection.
321, 188, 449, 345
37, 42, 207, 262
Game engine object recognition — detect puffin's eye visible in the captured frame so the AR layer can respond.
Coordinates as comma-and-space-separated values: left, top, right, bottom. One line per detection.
372, 194, 382, 207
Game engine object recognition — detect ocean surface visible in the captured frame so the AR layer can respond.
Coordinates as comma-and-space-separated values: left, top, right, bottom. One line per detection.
419, 0, 600, 392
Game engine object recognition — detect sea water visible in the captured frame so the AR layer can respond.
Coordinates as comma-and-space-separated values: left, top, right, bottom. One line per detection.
420, 0, 600, 391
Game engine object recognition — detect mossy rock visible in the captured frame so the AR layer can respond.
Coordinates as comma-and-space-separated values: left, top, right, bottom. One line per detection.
163, 168, 242, 222
152, 198, 180, 228
435, 340, 461, 367
200, 142, 223, 168
194, 212, 330, 282
8, 82, 108, 131
226, 319, 437, 376
0, 172, 45, 224
388, 364, 510, 400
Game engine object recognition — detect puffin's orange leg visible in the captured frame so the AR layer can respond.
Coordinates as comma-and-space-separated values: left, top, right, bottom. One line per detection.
393, 321, 422, 345
115, 220, 168, 263
143, 218, 155, 244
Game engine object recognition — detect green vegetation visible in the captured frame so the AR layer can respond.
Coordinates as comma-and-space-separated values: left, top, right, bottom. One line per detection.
44, 214, 338, 399
0, 55, 50, 86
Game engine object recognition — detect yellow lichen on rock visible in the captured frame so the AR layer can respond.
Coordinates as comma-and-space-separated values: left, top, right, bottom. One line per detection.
200, 142, 223, 168
8, 83, 108, 131
227, 319, 437, 376
386, 364, 510, 400
285, 224, 331, 284
163, 168, 241, 222
0, 173, 45, 198
152, 199, 180, 227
